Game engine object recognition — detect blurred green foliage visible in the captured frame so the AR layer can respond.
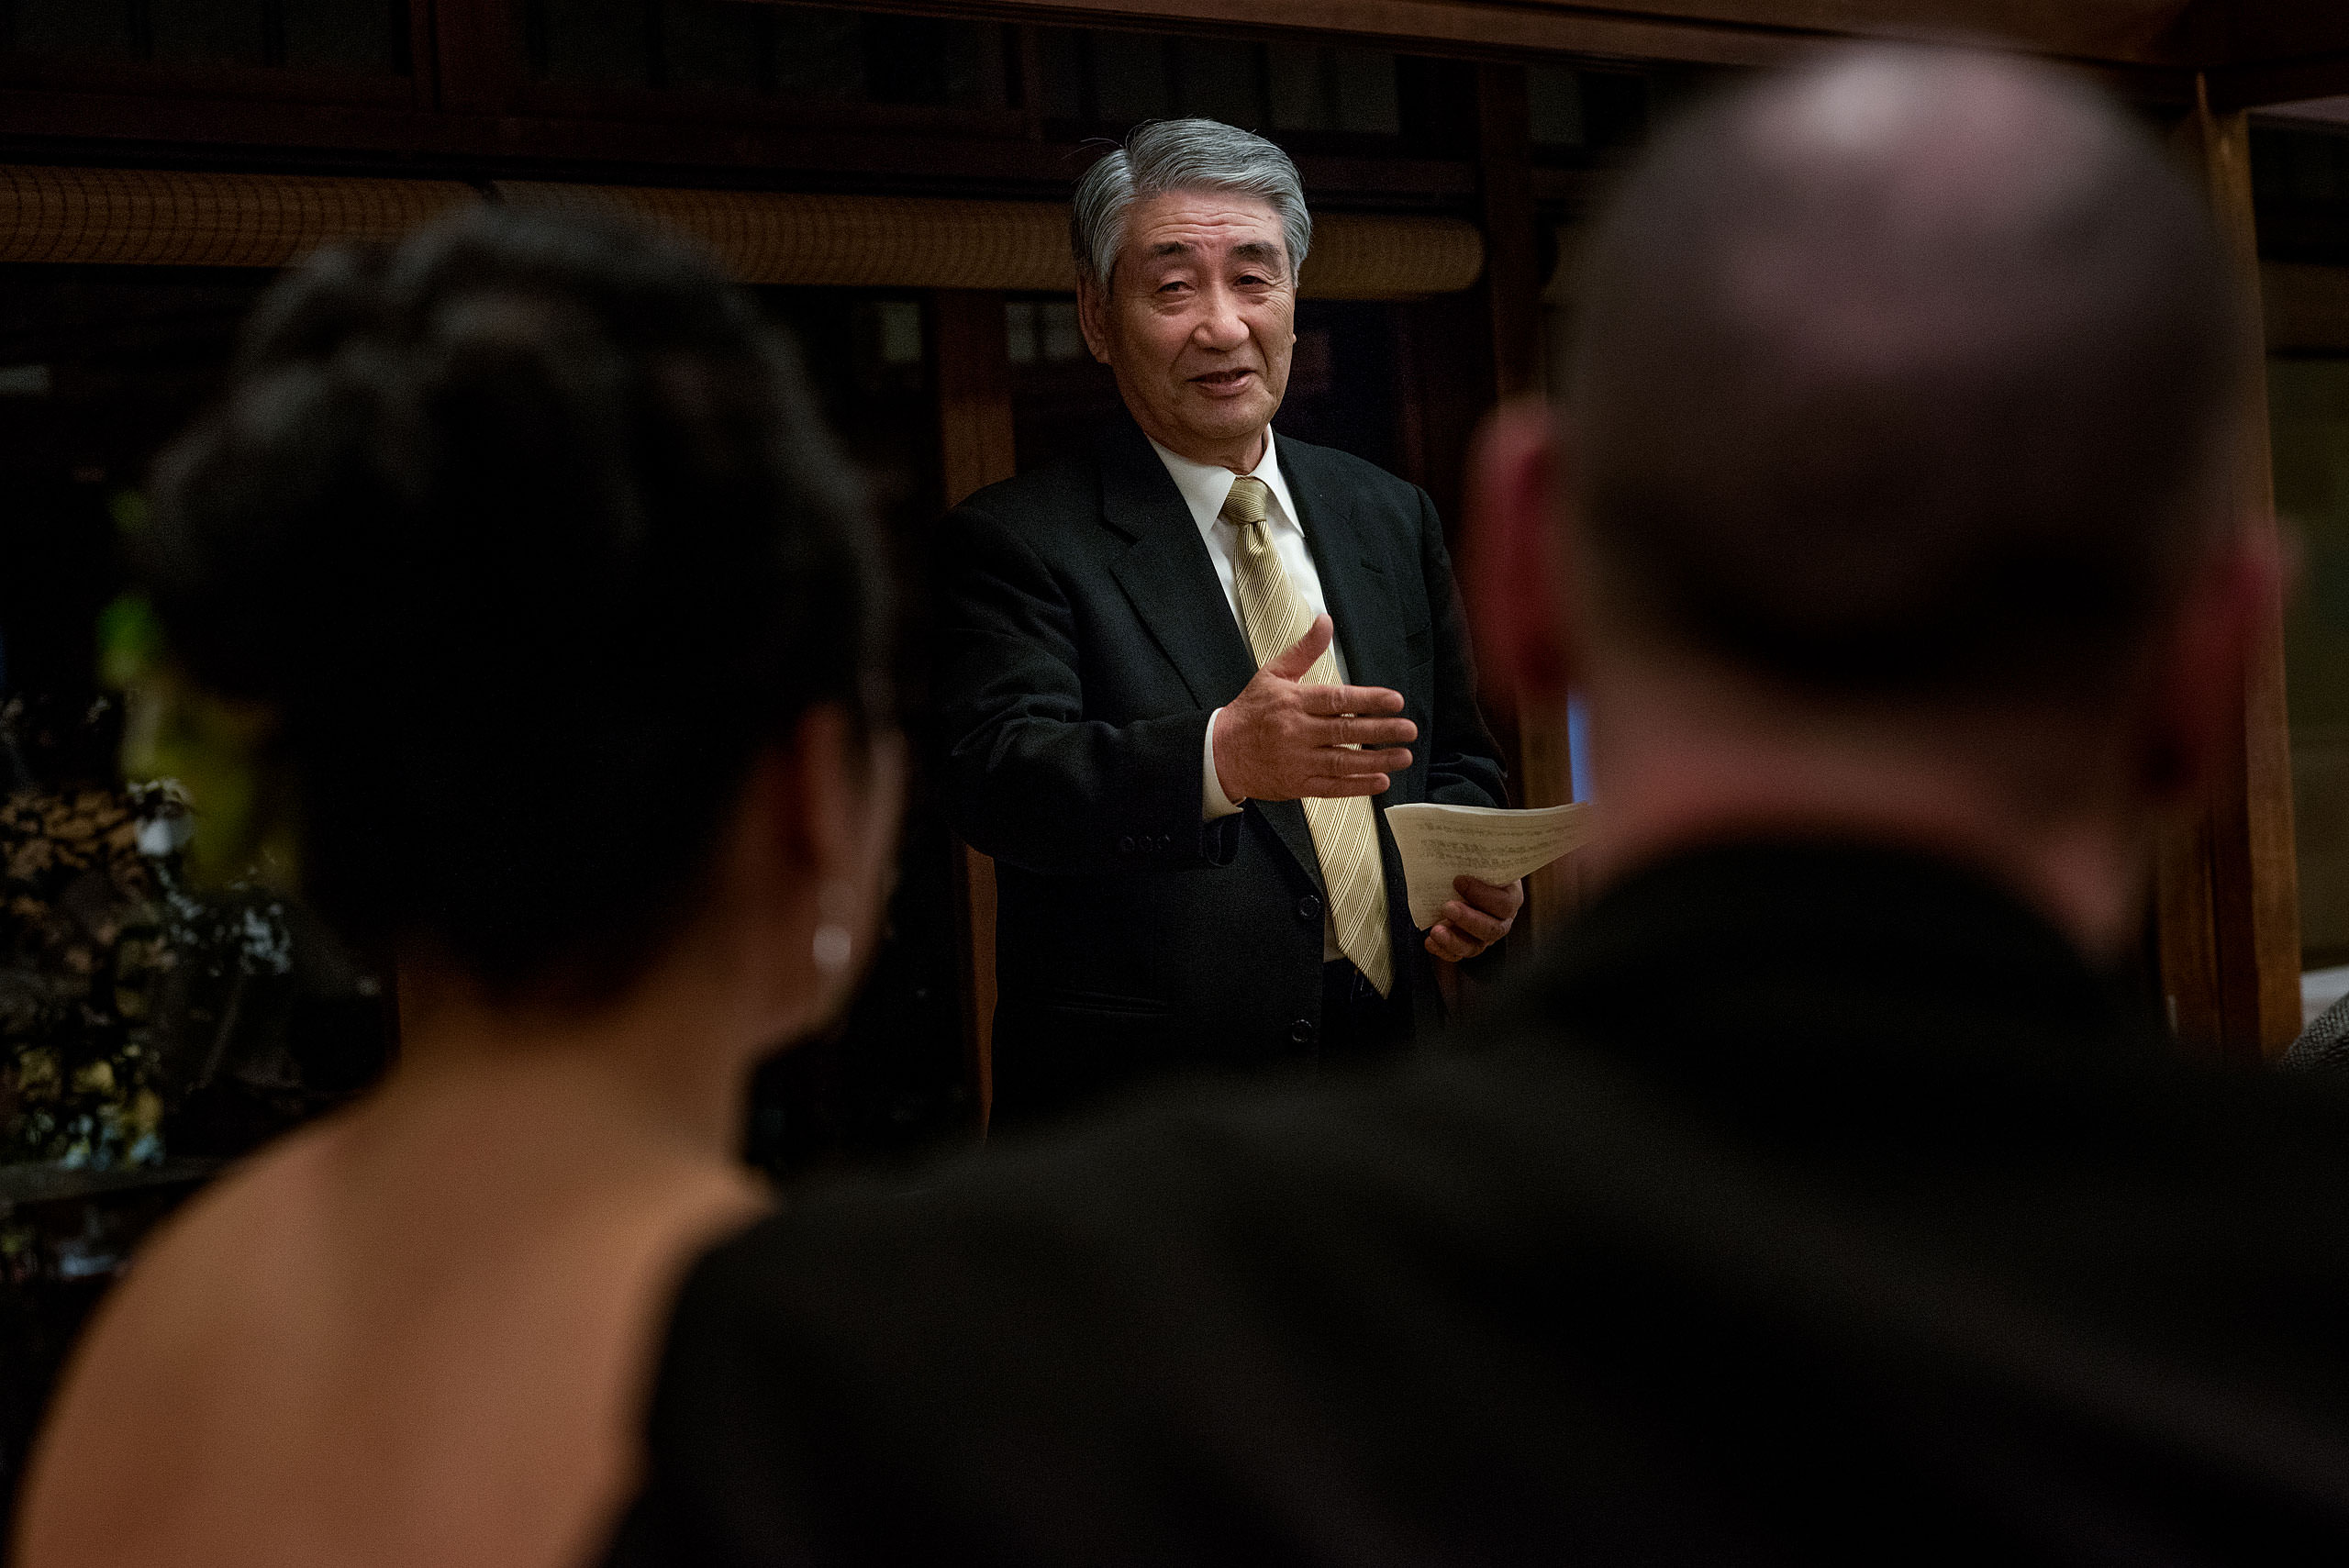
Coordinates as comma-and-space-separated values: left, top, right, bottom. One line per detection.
96, 589, 298, 896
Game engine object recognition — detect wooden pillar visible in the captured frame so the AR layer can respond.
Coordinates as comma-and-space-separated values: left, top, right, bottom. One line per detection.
1474, 62, 1578, 940
1476, 64, 1542, 400
430, 0, 519, 115
2159, 81, 2302, 1061
932, 289, 1017, 1126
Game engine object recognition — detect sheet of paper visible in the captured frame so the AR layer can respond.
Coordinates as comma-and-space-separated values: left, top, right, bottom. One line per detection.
1381, 801, 1595, 929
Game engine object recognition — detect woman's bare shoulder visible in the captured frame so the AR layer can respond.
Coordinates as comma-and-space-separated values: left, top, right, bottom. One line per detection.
95, 1116, 353, 1352
13, 1120, 354, 1565
15, 1096, 772, 1568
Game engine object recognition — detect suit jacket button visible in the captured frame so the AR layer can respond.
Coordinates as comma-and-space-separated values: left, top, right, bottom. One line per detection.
1119, 836, 1136, 854
1296, 895, 1321, 923
1290, 1018, 1316, 1045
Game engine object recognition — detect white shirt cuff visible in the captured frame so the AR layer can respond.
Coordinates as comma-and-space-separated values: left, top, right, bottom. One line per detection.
1203, 706, 1244, 819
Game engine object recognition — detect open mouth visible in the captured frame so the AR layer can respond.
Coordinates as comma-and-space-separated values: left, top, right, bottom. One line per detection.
1191, 367, 1256, 391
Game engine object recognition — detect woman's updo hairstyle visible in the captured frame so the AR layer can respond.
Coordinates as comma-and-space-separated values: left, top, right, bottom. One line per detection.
146, 206, 889, 999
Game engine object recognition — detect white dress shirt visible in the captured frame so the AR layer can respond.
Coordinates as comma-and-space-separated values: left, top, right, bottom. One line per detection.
1149, 430, 1351, 959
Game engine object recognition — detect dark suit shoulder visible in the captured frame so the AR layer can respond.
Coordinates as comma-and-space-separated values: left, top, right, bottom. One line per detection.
620, 1058, 1572, 1565
1275, 430, 1428, 512
672, 992, 2349, 1370
659, 1037, 1623, 1440
624, 840, 2349, 1565
948, 447, 1102, 539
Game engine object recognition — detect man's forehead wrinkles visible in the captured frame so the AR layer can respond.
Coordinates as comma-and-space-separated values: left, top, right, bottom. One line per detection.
1136, 228, 1276, 246
1128, 203, 1284, 243
1127, 227, 1289, 280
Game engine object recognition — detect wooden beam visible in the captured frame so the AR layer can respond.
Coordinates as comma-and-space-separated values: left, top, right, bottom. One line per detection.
932, 289, 1019, 1130
2157, 78, 2303, 1061
0, 54, 417, 108
0, 90, 1479, 207
729, 0, 2206, 82
2207, 53, 2349, 111
2197, 0, 2349, 62
2188, 0, 2349, 107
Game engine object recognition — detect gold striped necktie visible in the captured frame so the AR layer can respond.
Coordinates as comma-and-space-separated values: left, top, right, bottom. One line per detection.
1220, 474, 1394, 997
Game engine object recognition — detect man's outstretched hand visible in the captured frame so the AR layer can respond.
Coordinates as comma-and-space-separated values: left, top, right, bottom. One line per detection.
1426, 875, 1522, 963
1213, 616, 1416, 804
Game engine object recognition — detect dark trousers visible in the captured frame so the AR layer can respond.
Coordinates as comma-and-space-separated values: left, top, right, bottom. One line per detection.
1319, 957, 1411, 1064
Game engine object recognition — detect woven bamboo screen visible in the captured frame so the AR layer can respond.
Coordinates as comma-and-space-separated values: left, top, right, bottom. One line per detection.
0, 167, 1485, 298
496, 183, 1484, 299
495, 183, 1077, 290
1304, 213, 1484, 299
0, 166, 477, 268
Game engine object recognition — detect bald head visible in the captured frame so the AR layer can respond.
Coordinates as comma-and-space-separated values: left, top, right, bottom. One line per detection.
1569, 49, 2242, 703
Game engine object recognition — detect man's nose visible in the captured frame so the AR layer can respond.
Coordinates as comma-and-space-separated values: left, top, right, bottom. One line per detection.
1191, 288, 1250, 352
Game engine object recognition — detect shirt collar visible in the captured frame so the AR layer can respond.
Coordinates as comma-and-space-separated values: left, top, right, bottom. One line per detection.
1145, 429, 1301, 539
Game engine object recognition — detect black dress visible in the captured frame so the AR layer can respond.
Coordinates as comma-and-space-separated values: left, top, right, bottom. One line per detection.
604, 841, 2349, 1565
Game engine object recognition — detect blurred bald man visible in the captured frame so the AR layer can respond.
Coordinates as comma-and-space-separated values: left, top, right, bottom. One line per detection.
603, 50, 2349, 1565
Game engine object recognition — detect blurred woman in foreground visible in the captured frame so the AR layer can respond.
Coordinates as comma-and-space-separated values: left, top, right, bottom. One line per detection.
16, 208, 901, 1568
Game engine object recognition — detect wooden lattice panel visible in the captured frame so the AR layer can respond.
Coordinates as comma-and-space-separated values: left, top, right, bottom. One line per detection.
0, 167, 477, 269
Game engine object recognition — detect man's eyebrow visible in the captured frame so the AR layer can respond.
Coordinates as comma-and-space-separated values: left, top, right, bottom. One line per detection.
1139, 239, 1285, 265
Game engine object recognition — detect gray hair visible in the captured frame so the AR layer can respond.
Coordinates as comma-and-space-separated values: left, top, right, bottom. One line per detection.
1071, 118, 1312, 289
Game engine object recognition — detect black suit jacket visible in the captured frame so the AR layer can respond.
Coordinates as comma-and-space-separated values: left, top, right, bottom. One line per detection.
937, 417, 1505, 1123
607, 841, 2349, 1565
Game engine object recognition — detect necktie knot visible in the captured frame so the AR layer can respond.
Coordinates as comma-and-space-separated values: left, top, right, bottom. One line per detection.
1219, 474, 1272, 528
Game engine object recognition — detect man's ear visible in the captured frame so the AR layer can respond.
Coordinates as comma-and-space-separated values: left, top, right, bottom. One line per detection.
1465, 400, 1576, 703
2142, 521, 2285, 806
1076, 278, 1113, 366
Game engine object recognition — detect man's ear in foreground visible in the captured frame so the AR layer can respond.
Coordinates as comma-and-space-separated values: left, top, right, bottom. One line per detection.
1466, 398, 1577, 707
2137, 518, 2286, 812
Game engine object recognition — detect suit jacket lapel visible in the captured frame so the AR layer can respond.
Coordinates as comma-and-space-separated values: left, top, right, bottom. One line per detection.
1286, 438, 1404, 706
1098, 421, 1258, 709
1097, 419, 1325, 891
1289, 437, 1419, 928
1283, 436, 1410, 889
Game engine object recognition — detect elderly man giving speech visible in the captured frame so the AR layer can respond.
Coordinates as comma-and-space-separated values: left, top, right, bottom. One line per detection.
937, 119, 1515, 1127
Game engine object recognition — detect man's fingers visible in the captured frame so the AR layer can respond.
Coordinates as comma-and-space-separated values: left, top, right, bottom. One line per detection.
1319, 717, 1417, 749
1451, 875, 1524, 918
1315, 746, 1412, 776
1440, 899, 1509, 944
1264, 615, 1335, 682
1425, 922, 1481, 962
1299, 683, 1406, 717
